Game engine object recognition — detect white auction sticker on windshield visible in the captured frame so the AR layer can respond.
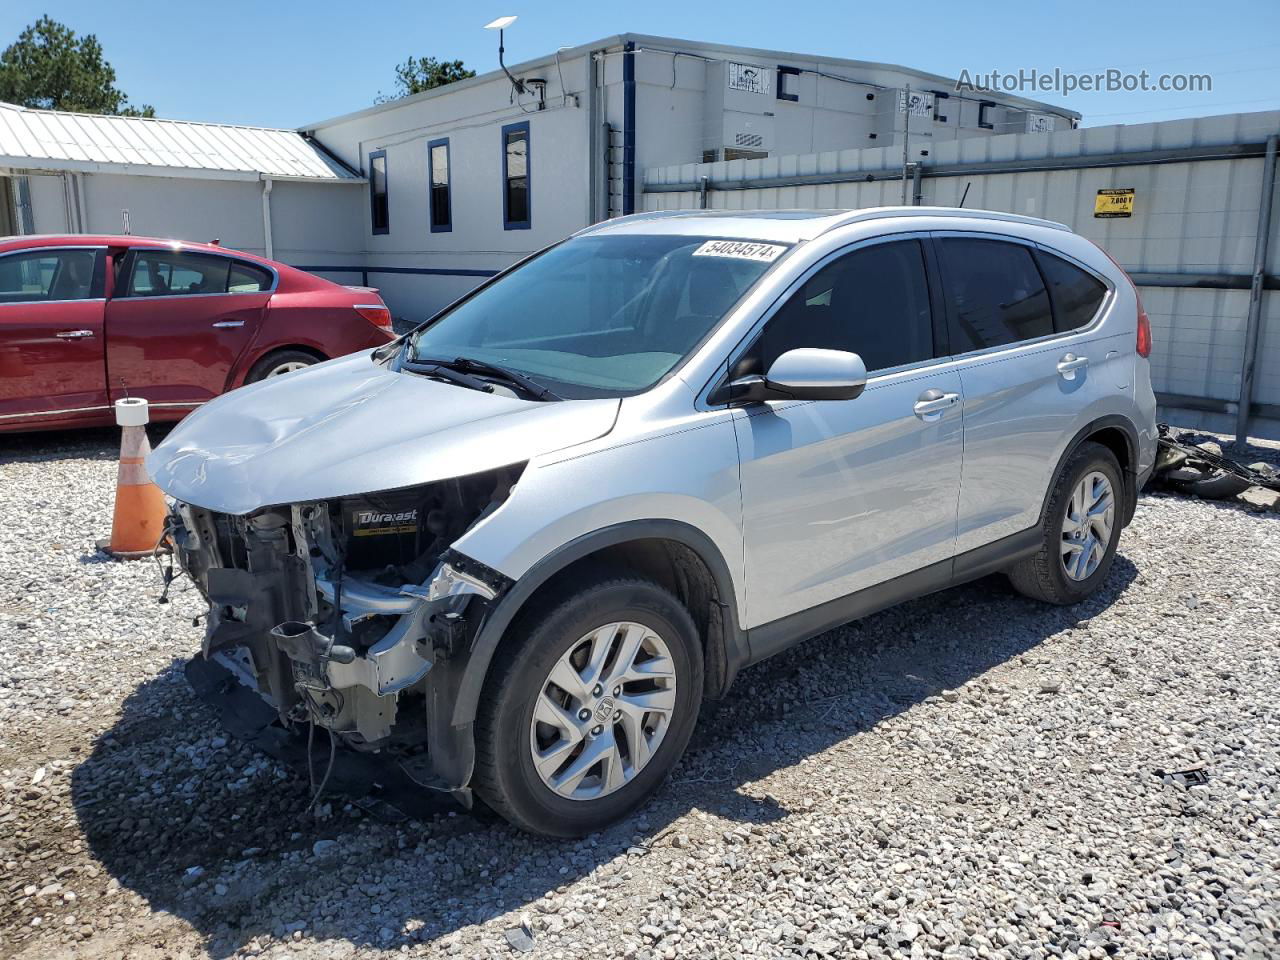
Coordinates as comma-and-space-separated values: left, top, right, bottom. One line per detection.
692, 240, 786, 262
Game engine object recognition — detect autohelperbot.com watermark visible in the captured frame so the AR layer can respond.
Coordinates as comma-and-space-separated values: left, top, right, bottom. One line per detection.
956, 68, 1213, 98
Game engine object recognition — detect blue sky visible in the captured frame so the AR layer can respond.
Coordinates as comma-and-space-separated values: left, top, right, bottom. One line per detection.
4, 0, 1278, 129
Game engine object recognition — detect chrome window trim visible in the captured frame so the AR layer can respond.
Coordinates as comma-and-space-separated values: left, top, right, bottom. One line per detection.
115, 246, 280, 299
696, 230, 945, 409
112, 290, 275, 303
0, 298, 107, 308
0, 245, 108, 305
0, 405, 109, 421
927, 230, 1117, 363
0, 245, 109, 252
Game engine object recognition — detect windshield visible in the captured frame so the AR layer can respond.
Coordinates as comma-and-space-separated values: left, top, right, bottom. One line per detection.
407, 234, 787, 398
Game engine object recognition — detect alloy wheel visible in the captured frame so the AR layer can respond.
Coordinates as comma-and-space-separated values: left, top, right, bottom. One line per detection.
266, 361, 310, 377
529, 621, 677, 801
1060, 470, 1115, 581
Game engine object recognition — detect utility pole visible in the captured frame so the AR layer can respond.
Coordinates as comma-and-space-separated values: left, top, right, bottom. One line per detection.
901, 84, 911, 205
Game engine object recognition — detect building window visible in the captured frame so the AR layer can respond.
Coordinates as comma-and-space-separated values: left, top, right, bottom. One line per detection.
931, 90, 950, 123
776, 65, 801, 102
977, 100, 996, 130
369, 149, 389, 235
502, 121, 530, 230
428, 138, 451, 233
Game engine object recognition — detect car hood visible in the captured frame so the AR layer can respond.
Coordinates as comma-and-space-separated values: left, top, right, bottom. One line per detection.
148, 351, 621, 515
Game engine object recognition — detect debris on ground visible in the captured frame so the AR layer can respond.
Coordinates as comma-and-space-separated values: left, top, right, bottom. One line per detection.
1152, 424, 1280, 509
503, 925, 535, 953
1156, 766, 1211, 789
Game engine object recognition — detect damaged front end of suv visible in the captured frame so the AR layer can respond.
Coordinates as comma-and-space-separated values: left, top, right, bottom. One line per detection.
147, 344, 624, 805
167, 464, 520, 794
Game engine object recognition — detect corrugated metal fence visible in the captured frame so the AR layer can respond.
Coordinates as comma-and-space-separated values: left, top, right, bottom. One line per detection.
644, 110, 1280, 441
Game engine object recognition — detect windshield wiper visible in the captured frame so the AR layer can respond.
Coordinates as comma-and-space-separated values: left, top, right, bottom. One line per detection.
425, 356, 562, 401
400, 359, 494, 394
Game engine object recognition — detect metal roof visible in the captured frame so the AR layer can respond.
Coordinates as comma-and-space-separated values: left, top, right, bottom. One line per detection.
0, 102, 360, 183
303, 32, 1078, 132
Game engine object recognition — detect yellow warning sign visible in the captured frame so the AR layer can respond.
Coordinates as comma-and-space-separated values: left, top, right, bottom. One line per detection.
1095, 188, 1135, 218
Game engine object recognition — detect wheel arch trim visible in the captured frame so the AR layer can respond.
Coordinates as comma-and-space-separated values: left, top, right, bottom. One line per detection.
450, 518, 744, 729
1041, 414, 1140, 527
232, 343, 330, 388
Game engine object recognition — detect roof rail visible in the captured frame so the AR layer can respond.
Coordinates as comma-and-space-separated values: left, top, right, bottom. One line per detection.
817, 206, 1070, 233
572, 210, 702, 237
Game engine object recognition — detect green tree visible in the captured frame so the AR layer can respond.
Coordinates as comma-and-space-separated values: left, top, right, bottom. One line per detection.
375, 56, 475, 103
0, 16, 154, 117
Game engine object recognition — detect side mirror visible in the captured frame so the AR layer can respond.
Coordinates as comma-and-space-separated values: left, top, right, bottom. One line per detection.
713, 348, 868, 405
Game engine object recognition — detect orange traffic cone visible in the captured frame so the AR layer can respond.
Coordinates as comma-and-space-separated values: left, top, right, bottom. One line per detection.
99, 398, 168, 560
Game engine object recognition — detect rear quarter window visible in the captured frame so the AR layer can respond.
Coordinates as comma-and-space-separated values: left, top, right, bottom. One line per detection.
228, 261, 273, 293
1035, 250, 1108, 332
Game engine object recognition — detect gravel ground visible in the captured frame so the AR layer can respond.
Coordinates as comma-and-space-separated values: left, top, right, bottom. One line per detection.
1, 427, 1278, 960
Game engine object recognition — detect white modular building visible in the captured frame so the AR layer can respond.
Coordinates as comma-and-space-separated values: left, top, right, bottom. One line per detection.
300, 33, 1080, 318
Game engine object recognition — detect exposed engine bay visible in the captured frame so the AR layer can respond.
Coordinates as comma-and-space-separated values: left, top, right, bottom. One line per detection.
164, 464, 523, 791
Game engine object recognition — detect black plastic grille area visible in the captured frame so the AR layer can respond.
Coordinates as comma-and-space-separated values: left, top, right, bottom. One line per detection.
210, 513, 250, 570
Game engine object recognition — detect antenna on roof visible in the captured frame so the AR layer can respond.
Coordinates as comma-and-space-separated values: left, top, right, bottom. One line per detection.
958, 182, 971, 209
484, 16, 525, 97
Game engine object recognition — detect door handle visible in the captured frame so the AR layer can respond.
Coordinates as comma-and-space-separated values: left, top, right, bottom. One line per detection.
55, 329, 95, 339
211, 320, 245, 329
1056, 353, 1089, 380
913, 389, 959, 421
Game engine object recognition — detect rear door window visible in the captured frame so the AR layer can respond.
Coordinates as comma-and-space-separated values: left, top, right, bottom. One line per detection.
126, 251, 231, 297
936, 237, 1053, 351
1035, 250, 1108, 332
746, 239, 935, 376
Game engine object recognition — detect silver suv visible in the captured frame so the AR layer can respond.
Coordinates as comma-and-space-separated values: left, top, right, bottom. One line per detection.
151, 208, 1158, 836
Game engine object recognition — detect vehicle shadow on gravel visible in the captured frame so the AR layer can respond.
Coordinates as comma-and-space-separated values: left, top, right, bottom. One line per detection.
70, 558, 1138, 957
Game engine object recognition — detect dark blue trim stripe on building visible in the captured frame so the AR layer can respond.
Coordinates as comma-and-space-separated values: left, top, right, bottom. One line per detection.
622, 40, 636, 216
296, 265, 500, 286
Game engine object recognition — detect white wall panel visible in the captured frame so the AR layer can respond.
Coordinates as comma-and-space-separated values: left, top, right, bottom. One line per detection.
644, 109, 1280, 437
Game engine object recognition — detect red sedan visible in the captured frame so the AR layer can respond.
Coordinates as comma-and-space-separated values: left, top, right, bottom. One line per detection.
0, 235, 395, 433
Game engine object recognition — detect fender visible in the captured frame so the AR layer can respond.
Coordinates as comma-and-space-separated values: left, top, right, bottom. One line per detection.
1039, 414, 1141, 527
450, 518, 745, 731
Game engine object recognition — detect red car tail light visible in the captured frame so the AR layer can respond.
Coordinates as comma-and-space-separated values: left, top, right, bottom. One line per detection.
354, 303, 394, 335
1092, 242, 1152, 358
1135, 298, 1152, 358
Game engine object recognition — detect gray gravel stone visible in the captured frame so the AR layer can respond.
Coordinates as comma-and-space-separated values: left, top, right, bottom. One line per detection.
1, 430, 1279, 959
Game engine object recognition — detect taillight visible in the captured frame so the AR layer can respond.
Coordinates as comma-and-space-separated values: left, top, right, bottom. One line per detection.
1093, 241, 1151, 358
354, 302, 394, 335
1135, 297, 1152, 358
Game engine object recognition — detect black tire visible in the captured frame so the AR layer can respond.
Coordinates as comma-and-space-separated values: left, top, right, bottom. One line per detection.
245, 348, 321, 383
1171, 470, 1252, 501
1007, 441, 1124, 605
473, 578, 703, 837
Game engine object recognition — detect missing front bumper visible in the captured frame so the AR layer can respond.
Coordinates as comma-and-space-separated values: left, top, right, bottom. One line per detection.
169, 500, 511, 788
